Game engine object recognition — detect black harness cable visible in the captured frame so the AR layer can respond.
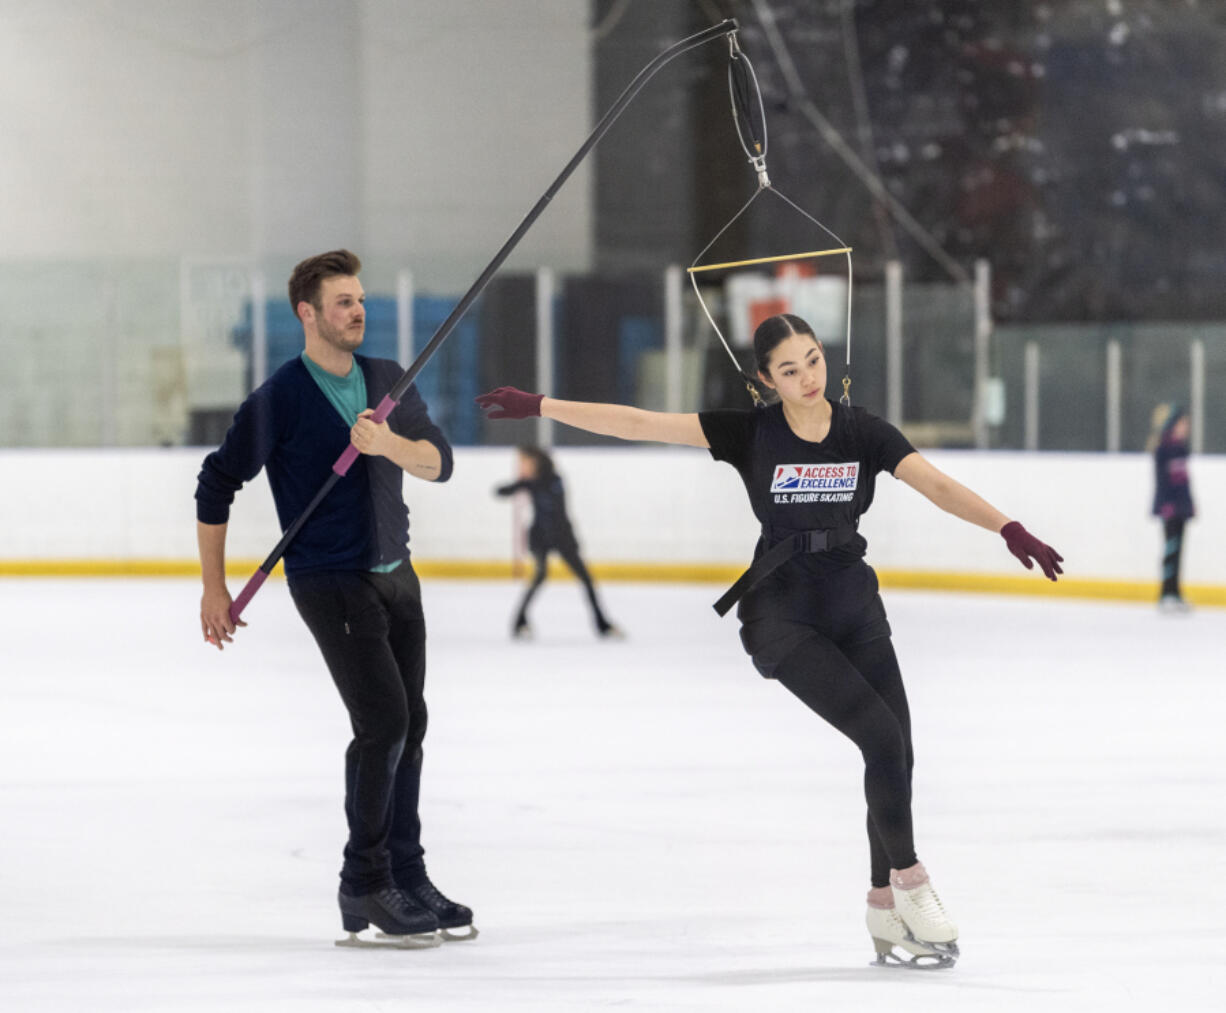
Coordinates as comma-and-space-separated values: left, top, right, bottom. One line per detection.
229, 18, 741, 622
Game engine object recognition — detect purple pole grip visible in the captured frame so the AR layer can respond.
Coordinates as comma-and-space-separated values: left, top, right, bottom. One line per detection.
230, 568, 269, 622
333, 443, 361, 476
369, 394, 398, 423
333, 395, 399, 476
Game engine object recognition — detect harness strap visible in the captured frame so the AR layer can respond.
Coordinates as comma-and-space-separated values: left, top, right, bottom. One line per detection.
712, 525, 857, 617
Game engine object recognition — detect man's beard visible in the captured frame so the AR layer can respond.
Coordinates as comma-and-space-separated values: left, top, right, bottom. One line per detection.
317, 315, 364, 353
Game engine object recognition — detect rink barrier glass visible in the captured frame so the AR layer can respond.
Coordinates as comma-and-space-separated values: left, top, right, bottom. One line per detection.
3, 260, 1224, 454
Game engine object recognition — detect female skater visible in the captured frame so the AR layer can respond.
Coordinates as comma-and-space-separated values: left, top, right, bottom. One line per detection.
495, 445, 621, 639
1148, 404, 1195, 611
476, 313, 1062, 967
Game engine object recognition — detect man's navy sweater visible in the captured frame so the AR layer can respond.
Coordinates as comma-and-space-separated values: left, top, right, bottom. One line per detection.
195, 354, 453, 577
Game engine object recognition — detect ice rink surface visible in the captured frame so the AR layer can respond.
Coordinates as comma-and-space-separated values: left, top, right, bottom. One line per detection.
1, 576, 1223, 1012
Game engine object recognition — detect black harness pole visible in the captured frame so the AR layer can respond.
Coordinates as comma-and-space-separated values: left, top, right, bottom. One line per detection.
230, 18, 740, 622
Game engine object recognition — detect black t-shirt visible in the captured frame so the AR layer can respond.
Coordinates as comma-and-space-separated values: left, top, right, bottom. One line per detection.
699, 400, 916, 577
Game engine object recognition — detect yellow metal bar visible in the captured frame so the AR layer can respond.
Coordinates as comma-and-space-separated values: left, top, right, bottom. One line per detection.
688, 247, 852, 273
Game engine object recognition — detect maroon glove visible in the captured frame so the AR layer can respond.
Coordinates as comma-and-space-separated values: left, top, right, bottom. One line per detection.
1000, 521, 1063, 581
475, 386, 544, 420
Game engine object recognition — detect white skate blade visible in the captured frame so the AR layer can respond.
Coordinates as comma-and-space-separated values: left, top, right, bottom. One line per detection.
336, 929, 441, 950
376, 920, 478, 942
871, 938, 956, 970
439, 924, 479, 942
902, 930, 959, 961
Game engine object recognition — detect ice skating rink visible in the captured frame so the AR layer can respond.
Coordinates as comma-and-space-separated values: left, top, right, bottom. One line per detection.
1, 576, 1222, 1013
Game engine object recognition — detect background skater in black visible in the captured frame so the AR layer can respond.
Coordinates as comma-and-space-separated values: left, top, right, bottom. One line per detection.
475, 313, 1062, 969
1148, 403, 1195, 611
494, 445, 621, 639
196, 250, 476, 947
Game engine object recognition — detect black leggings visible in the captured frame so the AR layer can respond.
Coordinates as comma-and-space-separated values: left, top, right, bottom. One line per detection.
739, 561, 917, 888
1162, 518, 1186, 598
776, 637, 915, 888
516, 537, 611, 632
288, 563, 429, 893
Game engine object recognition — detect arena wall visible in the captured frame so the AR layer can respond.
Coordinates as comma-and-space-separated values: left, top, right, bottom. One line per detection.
3, 447, 1223, 606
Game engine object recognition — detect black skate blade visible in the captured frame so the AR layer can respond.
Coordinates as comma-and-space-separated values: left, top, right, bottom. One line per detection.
336, 929, 441, 950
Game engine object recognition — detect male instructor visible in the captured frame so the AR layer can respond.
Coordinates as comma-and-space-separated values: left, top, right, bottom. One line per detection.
196, 249, 475, 945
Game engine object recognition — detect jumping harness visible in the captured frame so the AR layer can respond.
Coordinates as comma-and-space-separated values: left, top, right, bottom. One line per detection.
713, 523, 857, 617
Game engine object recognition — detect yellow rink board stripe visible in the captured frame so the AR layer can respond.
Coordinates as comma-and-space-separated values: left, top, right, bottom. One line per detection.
0, 558, 1222, 608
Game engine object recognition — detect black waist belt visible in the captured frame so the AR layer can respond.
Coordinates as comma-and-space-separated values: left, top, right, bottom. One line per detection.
713, 525, 857, 617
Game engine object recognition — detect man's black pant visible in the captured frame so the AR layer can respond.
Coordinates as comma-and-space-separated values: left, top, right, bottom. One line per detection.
289, 562, 428, 894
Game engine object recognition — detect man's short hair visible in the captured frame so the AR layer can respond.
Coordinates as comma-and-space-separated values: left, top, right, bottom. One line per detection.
288, 249, 362, 320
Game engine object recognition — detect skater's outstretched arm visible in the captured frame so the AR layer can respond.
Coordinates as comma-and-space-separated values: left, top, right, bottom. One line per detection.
475, 386, 709, 448
893, 453, 1009, 531
894, 452, 1063, 580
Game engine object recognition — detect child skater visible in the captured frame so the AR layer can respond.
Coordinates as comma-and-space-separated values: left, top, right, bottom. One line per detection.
476, 313, 1062, 968
494, 445, 621, 640
1148, 403, 1195, 611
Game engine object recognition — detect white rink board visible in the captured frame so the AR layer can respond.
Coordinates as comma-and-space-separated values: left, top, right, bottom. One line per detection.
3, 446, 1225, 587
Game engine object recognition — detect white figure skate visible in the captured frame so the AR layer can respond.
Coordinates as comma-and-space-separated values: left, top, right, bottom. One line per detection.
888, 863, 959, 964
867, 900, 955, 969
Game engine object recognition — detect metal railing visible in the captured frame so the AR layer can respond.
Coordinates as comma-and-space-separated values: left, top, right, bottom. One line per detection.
1, 257, 1222, 454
